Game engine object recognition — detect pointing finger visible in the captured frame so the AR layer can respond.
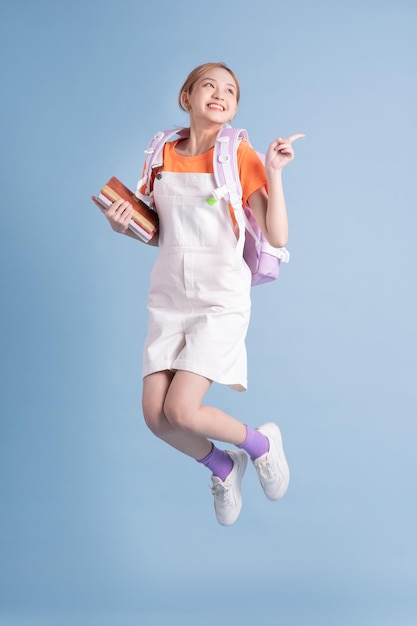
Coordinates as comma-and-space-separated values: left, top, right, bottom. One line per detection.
288, 133, 306, 143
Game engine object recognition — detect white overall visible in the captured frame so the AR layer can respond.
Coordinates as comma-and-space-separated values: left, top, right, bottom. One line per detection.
142, 169, 252, 391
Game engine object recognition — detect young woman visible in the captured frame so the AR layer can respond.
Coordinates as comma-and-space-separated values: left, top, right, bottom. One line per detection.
92, 62, 304, 526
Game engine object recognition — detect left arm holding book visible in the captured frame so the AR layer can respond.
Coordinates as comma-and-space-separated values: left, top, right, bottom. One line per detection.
91, 176, 159, 246
91, 196, 159, 246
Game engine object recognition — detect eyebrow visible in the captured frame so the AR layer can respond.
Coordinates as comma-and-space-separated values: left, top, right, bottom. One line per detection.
202, 76, 236, 89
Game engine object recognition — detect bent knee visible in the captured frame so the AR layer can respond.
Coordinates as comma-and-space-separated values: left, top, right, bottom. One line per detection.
163, 397, 196, 431
142, 399, 169, 439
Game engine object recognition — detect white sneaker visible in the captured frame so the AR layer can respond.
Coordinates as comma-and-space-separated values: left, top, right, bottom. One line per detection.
252, 423, 290, 500
210, 450, 248, 526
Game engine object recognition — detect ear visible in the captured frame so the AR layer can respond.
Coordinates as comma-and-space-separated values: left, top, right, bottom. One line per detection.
182, 91, 190, 111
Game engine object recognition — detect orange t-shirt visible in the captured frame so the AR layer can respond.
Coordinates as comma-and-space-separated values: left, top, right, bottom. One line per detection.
144, 138, 267, 207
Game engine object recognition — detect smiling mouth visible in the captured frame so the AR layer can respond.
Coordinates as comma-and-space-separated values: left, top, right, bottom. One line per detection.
207, 103, 225, 111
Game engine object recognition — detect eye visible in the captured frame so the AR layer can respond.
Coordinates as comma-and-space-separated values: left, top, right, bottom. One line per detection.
204, 81, 215, 88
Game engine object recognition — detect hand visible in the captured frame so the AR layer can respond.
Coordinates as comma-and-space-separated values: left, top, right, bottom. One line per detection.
265, 133, 305, 171
91, 196, 134, 233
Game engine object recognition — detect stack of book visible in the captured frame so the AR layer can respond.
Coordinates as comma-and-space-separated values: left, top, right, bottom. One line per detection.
96, 176, 158, 243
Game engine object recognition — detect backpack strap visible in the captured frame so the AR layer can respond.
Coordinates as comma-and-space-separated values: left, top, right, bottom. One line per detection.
212, 127, 248, 209
135, 128, 189, 202
210, 127, 252, 258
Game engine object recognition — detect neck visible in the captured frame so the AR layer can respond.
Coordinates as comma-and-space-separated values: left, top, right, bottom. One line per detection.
179, 121, 224, 156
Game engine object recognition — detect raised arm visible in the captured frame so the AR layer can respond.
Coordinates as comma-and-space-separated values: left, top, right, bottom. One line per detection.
248, 134, 305, 248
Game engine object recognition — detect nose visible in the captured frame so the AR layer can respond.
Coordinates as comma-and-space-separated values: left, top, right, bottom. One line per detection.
213, 93, 224, 101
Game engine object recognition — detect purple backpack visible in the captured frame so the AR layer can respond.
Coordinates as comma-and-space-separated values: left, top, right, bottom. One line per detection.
136, 126, 289, 286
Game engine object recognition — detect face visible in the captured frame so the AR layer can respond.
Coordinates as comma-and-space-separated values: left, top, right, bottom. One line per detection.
183, 67, 239, 124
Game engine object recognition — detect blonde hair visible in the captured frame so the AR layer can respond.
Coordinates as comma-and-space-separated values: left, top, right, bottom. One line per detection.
178, 62, 240, 112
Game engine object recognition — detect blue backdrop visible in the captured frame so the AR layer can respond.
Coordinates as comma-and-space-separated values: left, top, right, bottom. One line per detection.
1, 1, 416, 625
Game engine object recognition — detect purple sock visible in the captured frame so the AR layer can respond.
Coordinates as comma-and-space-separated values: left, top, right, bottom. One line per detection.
197, 443, 233, 481
237, 425, 269, 461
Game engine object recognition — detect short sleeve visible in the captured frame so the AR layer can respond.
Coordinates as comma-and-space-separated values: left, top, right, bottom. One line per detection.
237, 140, 267, 206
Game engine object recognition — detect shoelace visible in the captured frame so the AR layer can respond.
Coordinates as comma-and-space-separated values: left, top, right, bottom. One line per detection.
211, 480, 231, 503
257, 458, 276, 480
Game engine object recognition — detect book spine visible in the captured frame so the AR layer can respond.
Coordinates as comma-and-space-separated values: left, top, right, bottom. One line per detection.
128, 220, 154, 242
97, 192, 113, 208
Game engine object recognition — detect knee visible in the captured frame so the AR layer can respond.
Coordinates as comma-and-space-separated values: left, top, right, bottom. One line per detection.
163, 396, 194, 432
142, 397, 169, 439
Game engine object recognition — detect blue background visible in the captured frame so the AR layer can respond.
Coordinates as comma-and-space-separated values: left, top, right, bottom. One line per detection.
1, 1, 416, 624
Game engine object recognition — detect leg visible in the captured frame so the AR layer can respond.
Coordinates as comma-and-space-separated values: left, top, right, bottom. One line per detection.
163, 370, 247, 445
144, 370, 247, 526
162, 370, 249, 526
142, 370, 212, 460
163, 370, 289, 501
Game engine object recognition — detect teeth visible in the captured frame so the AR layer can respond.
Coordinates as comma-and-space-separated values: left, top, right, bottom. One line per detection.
208, 104, 223, 111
